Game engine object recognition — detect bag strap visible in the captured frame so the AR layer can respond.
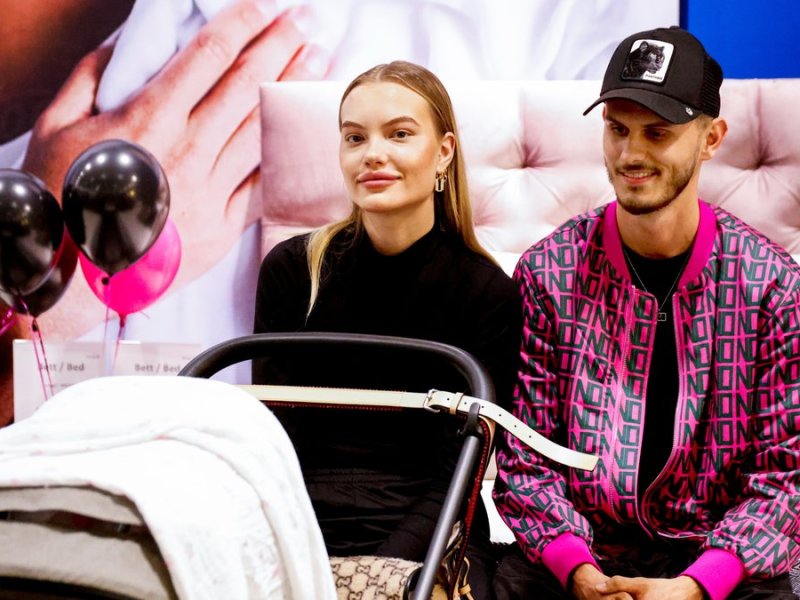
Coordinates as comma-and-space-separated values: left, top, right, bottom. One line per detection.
237, 385, 597, 471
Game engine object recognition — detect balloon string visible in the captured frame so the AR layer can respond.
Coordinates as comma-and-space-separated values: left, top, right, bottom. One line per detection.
30, 318, 54, 401
113, 315, 126, 374
0, 308, 15, 337
102, 305, 114, 376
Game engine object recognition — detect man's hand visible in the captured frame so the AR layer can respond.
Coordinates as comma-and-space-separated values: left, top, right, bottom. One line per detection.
571, 564, 634, 600
20, 0, 329, 339
596, 574, 704, 600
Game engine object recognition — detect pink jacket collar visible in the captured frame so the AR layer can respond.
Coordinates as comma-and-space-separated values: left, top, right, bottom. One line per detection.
603, 200, 718, 289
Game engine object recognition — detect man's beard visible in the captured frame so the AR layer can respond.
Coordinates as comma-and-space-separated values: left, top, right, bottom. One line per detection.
606, 153, 699, 216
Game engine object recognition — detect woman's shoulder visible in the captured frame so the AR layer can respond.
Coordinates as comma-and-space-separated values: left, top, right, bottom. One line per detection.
436, 239, 518, 304
263, 233, 310, 264
257, 233, 312, 290
265, 226, 357, 266
445, 240, 514, 283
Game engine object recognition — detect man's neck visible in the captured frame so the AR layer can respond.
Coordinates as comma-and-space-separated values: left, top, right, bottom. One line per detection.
617, 193, 699, 258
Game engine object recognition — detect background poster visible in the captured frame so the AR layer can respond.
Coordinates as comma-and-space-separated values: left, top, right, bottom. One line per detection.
0, 0, 678, 423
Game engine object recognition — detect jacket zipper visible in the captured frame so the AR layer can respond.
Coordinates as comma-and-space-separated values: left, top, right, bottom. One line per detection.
629, 287, 659, 538
640, 292, 685, 538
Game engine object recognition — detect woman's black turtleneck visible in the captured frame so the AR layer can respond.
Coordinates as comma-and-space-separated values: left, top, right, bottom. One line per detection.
253, 225, 521, 560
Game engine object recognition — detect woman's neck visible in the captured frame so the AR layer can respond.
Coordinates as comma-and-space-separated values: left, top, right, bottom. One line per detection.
361, 208, 435, 255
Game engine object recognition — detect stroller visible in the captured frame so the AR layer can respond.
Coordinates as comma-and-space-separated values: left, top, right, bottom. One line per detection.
0, 332, 595, 599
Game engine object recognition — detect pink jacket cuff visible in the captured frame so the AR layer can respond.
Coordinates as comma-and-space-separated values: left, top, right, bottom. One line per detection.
682, 548, 746, 600
540, 532, 600, 589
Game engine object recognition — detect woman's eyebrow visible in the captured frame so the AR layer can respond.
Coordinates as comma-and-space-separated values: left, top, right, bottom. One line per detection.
341, 116, 420, 129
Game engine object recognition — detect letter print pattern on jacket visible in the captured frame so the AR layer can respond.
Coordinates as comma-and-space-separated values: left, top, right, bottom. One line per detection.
495, 202, 800, 580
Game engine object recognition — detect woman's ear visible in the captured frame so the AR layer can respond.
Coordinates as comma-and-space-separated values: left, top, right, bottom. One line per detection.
437, 132, 456, 172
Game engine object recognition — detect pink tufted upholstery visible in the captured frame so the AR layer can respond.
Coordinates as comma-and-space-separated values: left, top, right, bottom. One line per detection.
260, 79, 800, 269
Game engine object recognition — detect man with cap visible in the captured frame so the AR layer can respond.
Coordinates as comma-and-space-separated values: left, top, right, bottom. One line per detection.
493, 27, 800, 600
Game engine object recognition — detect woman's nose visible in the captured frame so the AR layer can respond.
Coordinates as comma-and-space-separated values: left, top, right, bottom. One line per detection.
363, 138, 387, 166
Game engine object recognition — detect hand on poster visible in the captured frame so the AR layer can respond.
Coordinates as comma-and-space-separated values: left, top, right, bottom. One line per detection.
1, 0, 329, 424
20, 0, 328, 333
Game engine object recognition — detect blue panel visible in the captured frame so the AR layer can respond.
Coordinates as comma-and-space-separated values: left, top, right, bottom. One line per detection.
682, 0, 799, 78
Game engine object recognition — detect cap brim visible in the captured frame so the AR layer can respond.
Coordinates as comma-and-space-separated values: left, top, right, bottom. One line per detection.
582, 88, 699, 124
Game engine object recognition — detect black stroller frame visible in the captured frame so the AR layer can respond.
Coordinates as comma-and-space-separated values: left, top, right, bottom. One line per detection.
179, 331, 498, 600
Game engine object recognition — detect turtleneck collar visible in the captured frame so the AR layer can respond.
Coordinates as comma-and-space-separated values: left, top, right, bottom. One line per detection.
357, 224, 445, 267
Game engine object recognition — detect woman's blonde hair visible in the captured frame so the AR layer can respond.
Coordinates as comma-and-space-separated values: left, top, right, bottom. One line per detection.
305, 60, 493, 316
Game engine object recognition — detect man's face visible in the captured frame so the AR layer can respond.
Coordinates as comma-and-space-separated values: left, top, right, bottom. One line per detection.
603, 99, 707, 216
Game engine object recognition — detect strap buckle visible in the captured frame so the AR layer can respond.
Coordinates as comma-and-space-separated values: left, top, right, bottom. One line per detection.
423, 389, 442, 413
424, 389, 462, 414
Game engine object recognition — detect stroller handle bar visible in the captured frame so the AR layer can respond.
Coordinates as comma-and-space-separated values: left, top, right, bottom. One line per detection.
179, 331, 495, 402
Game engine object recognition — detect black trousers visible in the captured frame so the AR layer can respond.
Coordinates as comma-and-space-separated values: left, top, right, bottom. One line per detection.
492, 543, 798, 600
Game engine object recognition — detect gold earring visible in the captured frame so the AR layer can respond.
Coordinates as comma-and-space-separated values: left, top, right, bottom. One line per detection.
435, 171, 447, 193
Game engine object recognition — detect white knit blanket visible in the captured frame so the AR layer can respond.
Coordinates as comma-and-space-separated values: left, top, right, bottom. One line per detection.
0, 376, 336, 600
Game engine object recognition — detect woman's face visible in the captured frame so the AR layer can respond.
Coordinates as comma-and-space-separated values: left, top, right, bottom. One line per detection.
339, 82, 454, 231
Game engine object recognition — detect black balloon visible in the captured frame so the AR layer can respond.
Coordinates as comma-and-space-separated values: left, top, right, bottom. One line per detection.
62, 139, 170, 275
0, 169, 65, 296
0, 230, 78, 318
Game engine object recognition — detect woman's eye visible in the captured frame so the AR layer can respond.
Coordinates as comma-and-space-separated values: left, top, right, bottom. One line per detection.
344, 133, 364, 143
393, 130, 410, 139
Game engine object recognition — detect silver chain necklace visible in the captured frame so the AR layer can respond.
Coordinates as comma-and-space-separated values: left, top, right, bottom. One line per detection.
622, 246, 691, 323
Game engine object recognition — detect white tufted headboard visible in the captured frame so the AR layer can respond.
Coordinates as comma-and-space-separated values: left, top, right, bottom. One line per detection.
260, 79, 800, 270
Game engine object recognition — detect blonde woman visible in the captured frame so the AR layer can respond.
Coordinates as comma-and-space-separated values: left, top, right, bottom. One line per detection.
253, 61, 520, 598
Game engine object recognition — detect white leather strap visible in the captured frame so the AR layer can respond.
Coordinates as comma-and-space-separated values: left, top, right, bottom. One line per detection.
237, 384, 597, 471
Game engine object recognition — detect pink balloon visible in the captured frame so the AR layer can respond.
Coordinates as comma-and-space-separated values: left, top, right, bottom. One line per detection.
80, 218, 181, 317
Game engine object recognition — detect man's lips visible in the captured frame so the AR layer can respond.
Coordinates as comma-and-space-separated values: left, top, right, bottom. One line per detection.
618, 168, 658, 185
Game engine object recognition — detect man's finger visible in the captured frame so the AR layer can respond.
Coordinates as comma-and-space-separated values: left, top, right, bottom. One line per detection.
189, 6, 310, 144
211, 107, 262, 199
38, 46, 114, 131
279, 43, 330, 81
227, 168, 261, 228
597, 575, 643, 594
144, 0, 282, 116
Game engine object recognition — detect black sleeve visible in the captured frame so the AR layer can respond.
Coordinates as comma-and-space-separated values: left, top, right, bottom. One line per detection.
251, 236, 311, 384
463, 267, 523, 410
377, 263, 523, 559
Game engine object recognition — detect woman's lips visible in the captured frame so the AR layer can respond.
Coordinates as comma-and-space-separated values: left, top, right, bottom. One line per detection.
357, 172, 399, 189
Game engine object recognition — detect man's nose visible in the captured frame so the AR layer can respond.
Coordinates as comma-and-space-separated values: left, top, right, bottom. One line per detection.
620, 134, 647, 162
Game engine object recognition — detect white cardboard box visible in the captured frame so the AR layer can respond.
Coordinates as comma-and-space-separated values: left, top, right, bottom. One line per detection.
13, 340, 201, 421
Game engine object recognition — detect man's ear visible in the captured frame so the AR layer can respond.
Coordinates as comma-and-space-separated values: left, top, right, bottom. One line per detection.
700, 117, 728, 161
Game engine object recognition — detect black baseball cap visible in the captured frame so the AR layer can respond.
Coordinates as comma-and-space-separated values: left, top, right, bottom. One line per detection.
583, 26, 723, 124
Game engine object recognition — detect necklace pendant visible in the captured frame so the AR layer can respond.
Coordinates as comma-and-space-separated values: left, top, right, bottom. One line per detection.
657, 311, 667, 322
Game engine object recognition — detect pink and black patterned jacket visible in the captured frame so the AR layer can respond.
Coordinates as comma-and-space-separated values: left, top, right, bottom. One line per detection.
494, 200, 800, 600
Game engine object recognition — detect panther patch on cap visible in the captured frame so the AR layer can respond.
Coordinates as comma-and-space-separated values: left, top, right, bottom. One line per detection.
620, 39, 675, 84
